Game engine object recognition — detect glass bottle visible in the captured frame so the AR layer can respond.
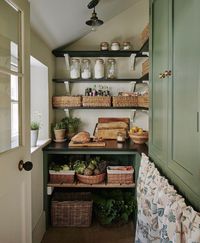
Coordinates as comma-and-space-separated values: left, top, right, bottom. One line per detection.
94, 59, 104, 79
70, 58, 80, 79
81, 59, 91, 79
107, 59, 117, 79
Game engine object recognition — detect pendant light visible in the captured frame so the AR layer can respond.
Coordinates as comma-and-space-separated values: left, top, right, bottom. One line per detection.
86, 0, 103, 31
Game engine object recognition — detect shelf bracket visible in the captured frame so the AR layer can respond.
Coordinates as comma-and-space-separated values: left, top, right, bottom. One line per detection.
64, 108, 70, 117
47, 186, 54, 195
130, 81, 136, 92
64, 54, 70, 70
142, 52, 149, 57
130, 109, 137, 125
142, 80, 149, 84
64, 81, 70, 95
129, 54, 136, 71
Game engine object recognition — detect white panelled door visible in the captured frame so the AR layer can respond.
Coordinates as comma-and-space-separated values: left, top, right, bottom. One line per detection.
0, 0, 32, 243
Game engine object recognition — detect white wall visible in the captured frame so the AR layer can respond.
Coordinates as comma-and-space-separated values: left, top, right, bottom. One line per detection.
30, 56, 49, 140
55, 0, 149, 133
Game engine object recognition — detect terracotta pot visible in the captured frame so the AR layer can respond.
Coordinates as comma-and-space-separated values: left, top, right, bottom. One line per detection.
54, 129, 66, 141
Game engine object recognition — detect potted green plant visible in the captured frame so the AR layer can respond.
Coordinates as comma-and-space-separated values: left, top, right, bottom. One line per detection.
31, 121, 40, 147
61, 116, 81, 138
54, 121, 66, 142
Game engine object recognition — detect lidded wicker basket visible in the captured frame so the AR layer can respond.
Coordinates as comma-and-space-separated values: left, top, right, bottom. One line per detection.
82, 96, 111, 107
112, 96, 138, 107
52, 96, 81, 108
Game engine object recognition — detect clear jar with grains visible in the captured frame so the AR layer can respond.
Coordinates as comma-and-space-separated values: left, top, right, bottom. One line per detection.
70, 58, 80, 79
94, 59, 104, 79
107, 59, 117, 79
81, 59, 91, 79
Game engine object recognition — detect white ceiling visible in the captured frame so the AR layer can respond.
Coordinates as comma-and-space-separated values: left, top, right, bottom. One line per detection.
29, 0, 136, 50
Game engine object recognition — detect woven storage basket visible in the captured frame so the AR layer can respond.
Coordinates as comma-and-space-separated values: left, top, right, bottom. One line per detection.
76, 173, 106, 184
82, 96, 111, 107
49, 170, 75, 184
107, 166, 134, 184
142, 59, 149, 76
112, 96, 138, 107
52, 96, 81, 108
138, 95, 149, 108
51, 192, 93, 227
129, 131, 148, 144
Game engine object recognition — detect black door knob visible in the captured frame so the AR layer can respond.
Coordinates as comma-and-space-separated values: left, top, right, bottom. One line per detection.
18, 160, 33, 171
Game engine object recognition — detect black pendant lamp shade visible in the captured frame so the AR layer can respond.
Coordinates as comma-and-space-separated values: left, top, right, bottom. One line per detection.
86, 7, 104, 27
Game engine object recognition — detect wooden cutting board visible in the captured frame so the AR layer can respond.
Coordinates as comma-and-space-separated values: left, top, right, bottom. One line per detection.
68, 141, 106, 147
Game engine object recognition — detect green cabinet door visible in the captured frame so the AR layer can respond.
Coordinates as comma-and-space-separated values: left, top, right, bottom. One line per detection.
168, 0, 200, 200
149, 0, 170, 166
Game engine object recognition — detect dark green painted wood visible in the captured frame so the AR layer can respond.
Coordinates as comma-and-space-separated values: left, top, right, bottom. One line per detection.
168, 0, 200, 200
150, 0, 200, 211
149, 0, 169, 165
53, 106, 149, 110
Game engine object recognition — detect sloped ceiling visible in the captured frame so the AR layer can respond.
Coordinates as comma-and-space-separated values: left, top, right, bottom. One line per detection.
29, 0, 138, 50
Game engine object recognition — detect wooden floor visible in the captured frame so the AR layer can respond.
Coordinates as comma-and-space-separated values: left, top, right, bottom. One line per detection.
41, 222, 135, 243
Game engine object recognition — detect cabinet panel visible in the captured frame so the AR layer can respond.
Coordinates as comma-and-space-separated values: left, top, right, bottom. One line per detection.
149, 0, 169, 164
168, 0, 200, 197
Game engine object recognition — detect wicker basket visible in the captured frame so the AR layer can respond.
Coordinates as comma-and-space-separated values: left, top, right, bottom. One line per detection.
49, 170, 75, 184
112, 96, 138, 107
129, 131, 148, 144
107, 166, 134, 184
142, 59, 149, 76
138, 95, 149, 108
82, 96, 111, 107
51, 192, 93, 227
76, 173, 106, 184
52, 96, 81, 108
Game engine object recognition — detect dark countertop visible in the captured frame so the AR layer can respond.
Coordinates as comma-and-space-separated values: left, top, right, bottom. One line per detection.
43, 139, 148, 155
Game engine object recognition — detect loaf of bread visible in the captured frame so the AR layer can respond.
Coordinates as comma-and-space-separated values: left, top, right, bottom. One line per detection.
71, 131, 90, 144
97, 121, 128, 130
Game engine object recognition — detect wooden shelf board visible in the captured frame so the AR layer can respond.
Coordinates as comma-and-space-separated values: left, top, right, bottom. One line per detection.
53, 106, 148, 110
47, 182, 135, 188
52, 76, 149, 83
52, 50, 148, 58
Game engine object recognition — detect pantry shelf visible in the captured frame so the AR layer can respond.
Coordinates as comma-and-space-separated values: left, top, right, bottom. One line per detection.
47, 182, 135, 188
53, 106, 149, 110
52, 50, 149, 57
52, 74, 149, 83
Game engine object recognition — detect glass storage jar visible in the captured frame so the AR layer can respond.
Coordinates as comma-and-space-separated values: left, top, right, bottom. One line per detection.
81, 59, 91, 79
123, 41, 132, 50
94, 59, 104, 79
100, 42, 109, 51
111, 41, 120, 51
70, 58, 80, 79
107, 58, 117, 79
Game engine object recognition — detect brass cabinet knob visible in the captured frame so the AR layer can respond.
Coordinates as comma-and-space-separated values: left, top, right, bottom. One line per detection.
159, 73, 166, 79
165, 70, 172, 76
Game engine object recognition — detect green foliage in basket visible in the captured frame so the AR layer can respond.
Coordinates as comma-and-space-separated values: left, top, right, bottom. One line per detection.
73, 157, 107, 176
92, 190, 136, 226
61, 116, 81, 133
49, 162, 73, 171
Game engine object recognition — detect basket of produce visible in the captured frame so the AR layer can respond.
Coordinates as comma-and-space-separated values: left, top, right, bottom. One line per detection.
112, 95, 138, 107
107, 166, 134, 184
82, 96, 111, 107
51, 192, 93, 227
52, 96, 81, 108
129, 126, 148, 144
73, 157, 107, 184
49, 163, 75, 184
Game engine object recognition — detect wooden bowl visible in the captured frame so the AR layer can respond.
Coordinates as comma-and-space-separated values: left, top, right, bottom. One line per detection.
129, 131, 148, 144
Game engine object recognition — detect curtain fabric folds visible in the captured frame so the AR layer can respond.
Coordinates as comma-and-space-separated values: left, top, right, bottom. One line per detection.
135, 154, 200, 243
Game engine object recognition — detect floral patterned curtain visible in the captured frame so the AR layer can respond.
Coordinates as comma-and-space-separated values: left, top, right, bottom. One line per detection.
135, 154, 200, 243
